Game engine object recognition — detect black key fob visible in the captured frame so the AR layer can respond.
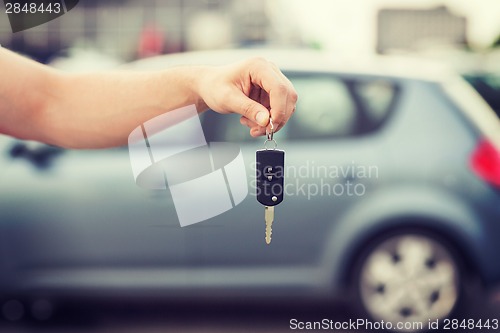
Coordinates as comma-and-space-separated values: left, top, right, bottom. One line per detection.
256, 149, 285, 206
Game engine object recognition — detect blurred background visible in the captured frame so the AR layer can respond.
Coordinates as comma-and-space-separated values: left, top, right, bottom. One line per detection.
1, 0, 500, 62
1, 0, 500, 332
1, 0, 499, 110
0, 0, 500, 62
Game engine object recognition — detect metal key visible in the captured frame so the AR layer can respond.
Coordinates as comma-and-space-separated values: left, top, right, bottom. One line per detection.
256, 119, 285, 245
264, 206, 274, 245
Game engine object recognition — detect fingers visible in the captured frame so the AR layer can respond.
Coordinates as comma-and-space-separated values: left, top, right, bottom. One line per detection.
240, 116, 265, 137
225, 89, 270, 127
247, 58, 298, 133
200, 57, 297, 138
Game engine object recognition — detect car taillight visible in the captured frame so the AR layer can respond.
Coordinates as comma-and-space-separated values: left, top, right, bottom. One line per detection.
470, 139, 500, 187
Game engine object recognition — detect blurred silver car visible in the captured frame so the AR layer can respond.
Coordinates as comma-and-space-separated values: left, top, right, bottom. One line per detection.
1, 49, 499, 331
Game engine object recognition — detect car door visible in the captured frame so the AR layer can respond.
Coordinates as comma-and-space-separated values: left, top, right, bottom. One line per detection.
0, 142, 193, 280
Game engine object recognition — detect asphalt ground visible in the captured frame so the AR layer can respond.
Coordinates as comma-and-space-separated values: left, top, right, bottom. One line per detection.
0, 290, 498, 333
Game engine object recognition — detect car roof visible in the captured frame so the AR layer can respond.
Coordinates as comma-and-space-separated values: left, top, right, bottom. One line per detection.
125, 48, 456, 82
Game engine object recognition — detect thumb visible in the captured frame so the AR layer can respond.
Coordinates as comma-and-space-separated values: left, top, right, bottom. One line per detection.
226, 92, 270, 127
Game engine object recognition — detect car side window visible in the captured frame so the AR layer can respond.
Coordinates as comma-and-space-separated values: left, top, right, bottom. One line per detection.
354, 79, 396, 124
201, 112, 249, 143
285, 76, 356, 140
201, 74, 399, 142
285, 75, 398, 140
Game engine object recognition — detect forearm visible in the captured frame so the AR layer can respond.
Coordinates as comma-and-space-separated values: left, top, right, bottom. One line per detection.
0, 48, 58, 143
41, 67, 208, 148
1, 50, 297, 148
0, 48, 208, 149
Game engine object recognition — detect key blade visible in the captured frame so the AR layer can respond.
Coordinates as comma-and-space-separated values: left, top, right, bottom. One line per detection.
265, 206, 274, 223
265, 206, 274, 245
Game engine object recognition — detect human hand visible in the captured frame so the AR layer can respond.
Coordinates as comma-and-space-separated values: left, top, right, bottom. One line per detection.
197, 57, 297, 137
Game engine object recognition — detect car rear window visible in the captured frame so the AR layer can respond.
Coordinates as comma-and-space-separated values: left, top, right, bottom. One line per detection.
442, 76, 500, 147
462, 73, 500, 117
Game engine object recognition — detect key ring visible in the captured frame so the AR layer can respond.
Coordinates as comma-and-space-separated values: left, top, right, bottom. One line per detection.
264, 118, 277, 150
266, 118, 274, 142
264, 138, 277, 150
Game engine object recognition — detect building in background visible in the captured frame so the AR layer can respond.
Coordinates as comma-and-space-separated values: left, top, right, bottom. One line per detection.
377, 6, 467, 54
2, 1, 498, 64
0, 0, 272, 63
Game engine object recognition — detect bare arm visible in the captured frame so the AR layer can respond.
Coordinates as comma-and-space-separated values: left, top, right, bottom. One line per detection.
0, 48, 297, 149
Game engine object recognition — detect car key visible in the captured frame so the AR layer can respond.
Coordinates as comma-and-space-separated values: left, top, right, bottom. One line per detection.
256, 119, 285, 244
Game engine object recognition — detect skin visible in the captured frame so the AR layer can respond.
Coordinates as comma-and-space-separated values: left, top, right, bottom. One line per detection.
0, 47, 297, 149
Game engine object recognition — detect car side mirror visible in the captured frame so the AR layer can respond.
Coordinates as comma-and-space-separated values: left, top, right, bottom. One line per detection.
9, 141, 64, 170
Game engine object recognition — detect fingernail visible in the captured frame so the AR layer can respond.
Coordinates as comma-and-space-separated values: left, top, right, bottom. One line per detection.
256, 111, 268, 126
